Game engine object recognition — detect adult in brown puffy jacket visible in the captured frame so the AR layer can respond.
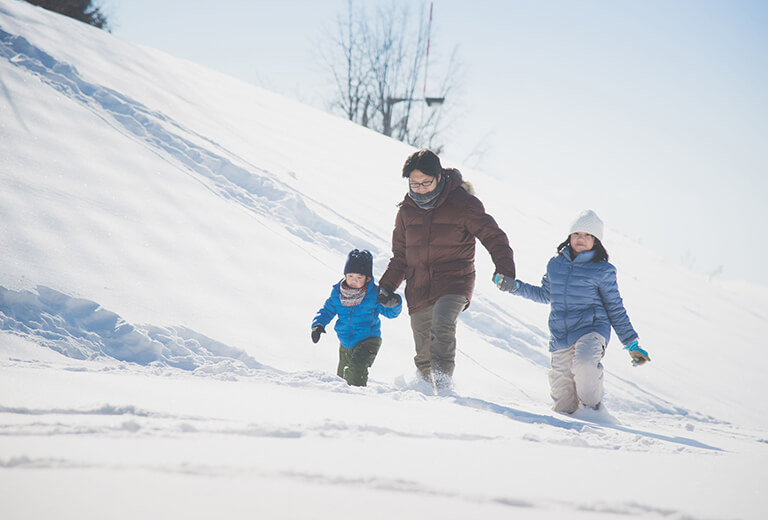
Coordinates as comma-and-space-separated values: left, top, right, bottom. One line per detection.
378, 149, 516, 390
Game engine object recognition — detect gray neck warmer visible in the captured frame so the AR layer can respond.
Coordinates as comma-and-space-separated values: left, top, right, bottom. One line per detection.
339, 280, 367, 307
409, 173, 447, 210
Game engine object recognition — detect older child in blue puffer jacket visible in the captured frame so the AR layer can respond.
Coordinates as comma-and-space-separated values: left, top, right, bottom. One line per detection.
312, 249, 402, 386
494, 210, 650, 413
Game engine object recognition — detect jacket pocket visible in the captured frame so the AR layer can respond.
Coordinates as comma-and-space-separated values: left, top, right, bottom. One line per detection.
431, 261, 475, 297
572, 307, 596, 329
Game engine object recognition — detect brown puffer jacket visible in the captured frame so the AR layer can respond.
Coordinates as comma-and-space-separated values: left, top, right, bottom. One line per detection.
379, 169, 516, 315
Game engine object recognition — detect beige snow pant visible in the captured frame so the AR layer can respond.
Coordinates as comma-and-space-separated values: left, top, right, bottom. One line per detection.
549, 332, 606, 414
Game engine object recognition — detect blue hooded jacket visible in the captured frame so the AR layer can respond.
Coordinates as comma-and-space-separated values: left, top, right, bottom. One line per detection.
312, 278, 402, 349
515, 247, 638, 352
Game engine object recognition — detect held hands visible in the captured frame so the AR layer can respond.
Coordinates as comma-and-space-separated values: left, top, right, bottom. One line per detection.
377, 286, 401, 308
624, 340, 650, 366
311, 324, 325, 344
493, 273, 520, 293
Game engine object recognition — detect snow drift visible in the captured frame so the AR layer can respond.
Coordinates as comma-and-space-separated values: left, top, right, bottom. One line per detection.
1, 2, 767, 519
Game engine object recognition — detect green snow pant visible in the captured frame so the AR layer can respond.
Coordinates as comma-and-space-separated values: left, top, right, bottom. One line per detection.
337, 337, 382, 387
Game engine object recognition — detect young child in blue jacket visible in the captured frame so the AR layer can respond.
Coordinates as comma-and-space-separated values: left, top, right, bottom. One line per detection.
312, 249, 402, 386
494, 210, 650, 413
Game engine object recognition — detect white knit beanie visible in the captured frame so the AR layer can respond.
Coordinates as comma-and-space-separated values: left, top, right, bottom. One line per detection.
569, 210, 604, 242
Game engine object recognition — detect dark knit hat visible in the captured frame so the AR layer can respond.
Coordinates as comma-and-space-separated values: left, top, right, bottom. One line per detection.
344, 249, 373, 278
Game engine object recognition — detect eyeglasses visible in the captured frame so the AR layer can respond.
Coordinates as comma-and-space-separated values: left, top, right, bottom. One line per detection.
409, 178, 436, 189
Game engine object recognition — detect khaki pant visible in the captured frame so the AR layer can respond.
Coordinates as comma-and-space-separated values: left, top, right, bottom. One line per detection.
410, 294, 468, 383
549, 332, 606, 413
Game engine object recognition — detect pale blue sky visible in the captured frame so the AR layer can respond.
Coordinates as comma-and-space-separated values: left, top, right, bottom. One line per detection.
100, 0, 768, 285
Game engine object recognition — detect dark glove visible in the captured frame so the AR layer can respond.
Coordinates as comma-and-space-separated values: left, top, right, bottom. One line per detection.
624, 340, 650, 366
493, 273, 520, 293
377, 286, 401, 307
311, 324, 325, 344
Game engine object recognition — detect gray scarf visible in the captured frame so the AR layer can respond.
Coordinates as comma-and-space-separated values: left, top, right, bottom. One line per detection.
339, 280, 367, 307
409, 173, 447, 210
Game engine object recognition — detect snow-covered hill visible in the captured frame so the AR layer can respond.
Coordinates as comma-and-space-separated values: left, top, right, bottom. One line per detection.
1, 2, 766, 518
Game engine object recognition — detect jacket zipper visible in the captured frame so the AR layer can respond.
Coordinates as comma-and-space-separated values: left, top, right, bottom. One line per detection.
563, 261, 574, 338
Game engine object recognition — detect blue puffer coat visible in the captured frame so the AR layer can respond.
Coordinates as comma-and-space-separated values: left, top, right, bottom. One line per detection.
312, 279, 402, 349
515, 247, 638, 352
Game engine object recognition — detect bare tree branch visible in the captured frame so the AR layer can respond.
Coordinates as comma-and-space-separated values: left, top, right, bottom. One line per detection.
322, 1, 460, 151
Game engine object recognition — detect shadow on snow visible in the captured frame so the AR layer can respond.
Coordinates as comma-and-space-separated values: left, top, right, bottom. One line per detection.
451, 395, 724, 452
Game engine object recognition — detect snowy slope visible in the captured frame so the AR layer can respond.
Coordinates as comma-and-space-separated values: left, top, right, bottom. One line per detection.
1, 2, 767, 519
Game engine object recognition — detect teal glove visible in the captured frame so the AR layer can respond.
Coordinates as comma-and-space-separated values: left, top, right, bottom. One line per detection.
493, 273, 520, 293
624, 340, 650, 366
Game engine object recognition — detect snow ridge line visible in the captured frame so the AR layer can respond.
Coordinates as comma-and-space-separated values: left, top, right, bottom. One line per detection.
0, 285, 267, 373
0, 393, 725, 453
0, 403, 160, 417
0, 27, 379, 257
